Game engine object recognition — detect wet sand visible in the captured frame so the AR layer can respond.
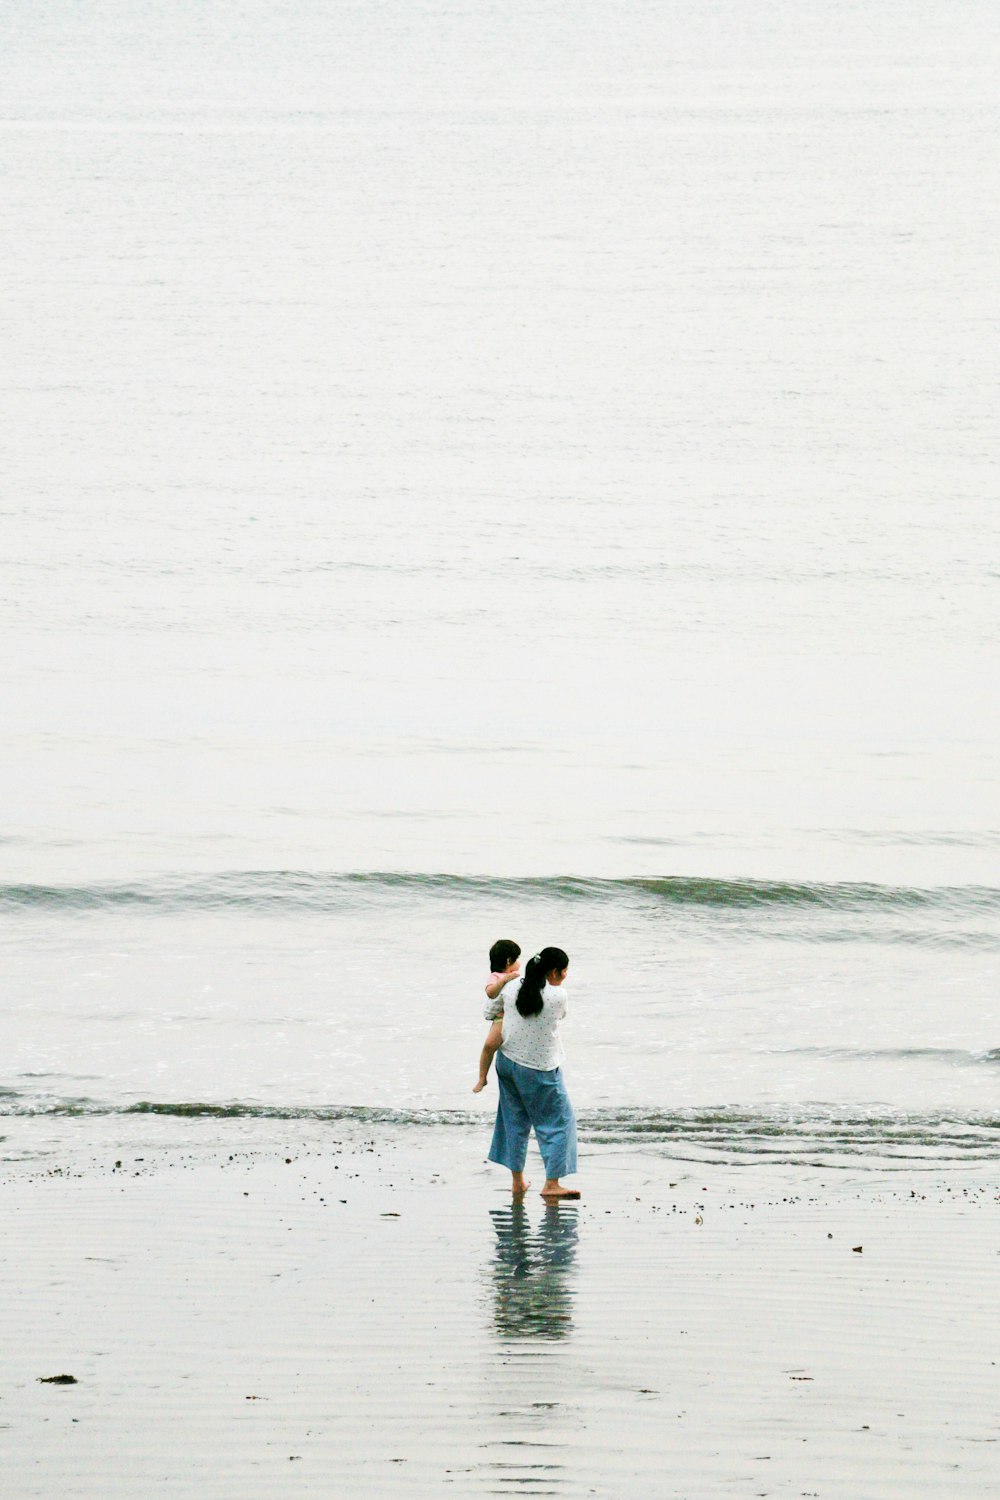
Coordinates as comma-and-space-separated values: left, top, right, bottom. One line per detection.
3, 1123, 999, 1498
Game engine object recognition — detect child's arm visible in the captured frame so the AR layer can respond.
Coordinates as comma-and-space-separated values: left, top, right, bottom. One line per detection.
484, 972, 511, 1002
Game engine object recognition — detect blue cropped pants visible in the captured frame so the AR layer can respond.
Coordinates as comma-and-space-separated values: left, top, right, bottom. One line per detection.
489, 1050, 577, 1180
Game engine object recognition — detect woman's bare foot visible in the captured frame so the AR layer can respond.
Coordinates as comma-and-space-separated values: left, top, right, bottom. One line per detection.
511, 1173, 531, 1196
540, 1179, 580, 1200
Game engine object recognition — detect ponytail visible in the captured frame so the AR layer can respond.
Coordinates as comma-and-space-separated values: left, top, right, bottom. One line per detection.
515, 946, 569, 1018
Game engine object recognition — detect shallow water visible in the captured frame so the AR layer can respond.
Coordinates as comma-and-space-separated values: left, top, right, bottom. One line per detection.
3, 1, 1000, 1164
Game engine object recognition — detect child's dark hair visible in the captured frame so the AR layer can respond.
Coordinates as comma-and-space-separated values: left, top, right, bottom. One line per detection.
489, 938, 521, 972
516, 947, 569, 1018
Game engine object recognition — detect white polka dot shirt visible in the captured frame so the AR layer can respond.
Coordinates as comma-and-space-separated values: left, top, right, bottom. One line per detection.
484, 978, 568, 1072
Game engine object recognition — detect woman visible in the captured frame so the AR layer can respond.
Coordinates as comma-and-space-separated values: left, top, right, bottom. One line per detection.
485, 946, 580, 1200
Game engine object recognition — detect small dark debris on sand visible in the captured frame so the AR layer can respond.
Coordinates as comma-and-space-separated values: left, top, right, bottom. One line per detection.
39, 1374, 78, 1385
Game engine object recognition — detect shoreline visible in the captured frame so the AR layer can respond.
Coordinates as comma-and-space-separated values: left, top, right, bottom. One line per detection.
3, 1125, 999, 1497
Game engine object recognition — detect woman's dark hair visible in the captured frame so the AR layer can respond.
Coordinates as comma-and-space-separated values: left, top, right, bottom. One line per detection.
489, 938, 521, 971
516, 947, 569, 1018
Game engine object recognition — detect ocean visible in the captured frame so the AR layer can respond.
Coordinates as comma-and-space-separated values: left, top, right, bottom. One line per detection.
3, 0, 999, 1170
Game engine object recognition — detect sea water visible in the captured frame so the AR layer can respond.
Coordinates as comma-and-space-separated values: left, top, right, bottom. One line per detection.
3, 0, 999, 1166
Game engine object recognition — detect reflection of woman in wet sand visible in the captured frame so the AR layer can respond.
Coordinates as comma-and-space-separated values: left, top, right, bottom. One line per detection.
490, 1201, 579, 1340
485, 946, 580, 1200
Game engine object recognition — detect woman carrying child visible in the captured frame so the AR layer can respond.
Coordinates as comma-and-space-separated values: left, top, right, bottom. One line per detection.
485, 946, 580, 1201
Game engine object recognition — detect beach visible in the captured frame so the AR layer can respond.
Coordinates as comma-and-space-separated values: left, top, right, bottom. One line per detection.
4, 1119, 999, 1498
5, 0, 1000, 1493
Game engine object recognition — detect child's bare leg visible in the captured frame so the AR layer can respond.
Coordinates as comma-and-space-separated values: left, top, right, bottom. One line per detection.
472, 1020, 504, 1092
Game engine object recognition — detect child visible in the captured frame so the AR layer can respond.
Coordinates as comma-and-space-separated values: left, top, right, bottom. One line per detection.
472, 938, 521, 1093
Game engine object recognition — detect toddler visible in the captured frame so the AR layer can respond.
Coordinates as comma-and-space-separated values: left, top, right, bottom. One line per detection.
472, 938, 521, 1093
